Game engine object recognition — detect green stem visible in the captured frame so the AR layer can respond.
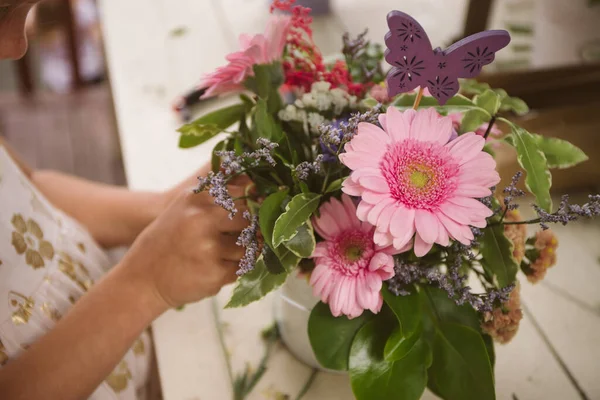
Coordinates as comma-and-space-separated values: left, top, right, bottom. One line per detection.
499, 218, 541, 226
210, 298, 235, 389
483, 116, 497, 140
320, 164, 331, 193
295, 369, 318, 400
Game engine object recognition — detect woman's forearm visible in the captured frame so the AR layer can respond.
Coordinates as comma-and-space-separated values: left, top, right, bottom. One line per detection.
0, 259, 167, 400
30, 170, 165, 248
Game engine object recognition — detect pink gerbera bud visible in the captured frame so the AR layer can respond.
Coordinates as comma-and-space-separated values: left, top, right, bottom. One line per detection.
309, 195, 397, 319
339, 107, 500, 256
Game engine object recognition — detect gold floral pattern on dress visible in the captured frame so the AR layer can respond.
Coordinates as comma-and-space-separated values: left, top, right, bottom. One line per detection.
132, 338, 145, 356
58, 252, 93, 292
77, 242, 86, 253
106, 361, 132, 393
0, 338, 8, 366
30, 193, 55, 223
10, 214, 54, 269
41, 302, 62, 323
9, 291, 35, 325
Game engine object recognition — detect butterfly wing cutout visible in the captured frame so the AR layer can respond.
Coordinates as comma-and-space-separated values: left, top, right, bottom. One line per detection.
384, 11, 435, 97
426, 31, 511, 104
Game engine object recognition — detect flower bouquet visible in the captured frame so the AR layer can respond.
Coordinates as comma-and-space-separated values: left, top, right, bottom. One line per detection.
177, 1, 598, 399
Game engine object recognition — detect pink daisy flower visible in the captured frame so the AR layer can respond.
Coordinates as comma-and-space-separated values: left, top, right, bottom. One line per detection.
201, 15, 291, 98
310, 195, 397, 319
339, 107, 500, 257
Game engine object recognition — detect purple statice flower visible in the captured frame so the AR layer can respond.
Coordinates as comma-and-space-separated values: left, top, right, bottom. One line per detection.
236, 211, 260, 275
503, 171, 525, 211
295, 154, 324, 181
533, 194, 600, 230
195, 171, 237, 218
319, 119, 345, 162
216, 138, 278, 175
388, 254, 513, 313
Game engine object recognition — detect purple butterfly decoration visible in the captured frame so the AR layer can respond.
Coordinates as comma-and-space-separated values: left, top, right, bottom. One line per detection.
384, 11, 511, 105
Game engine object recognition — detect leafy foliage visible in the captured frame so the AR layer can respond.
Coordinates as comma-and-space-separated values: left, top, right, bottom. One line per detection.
308, 302, 373, 371
479, 225, 519, 288
178, 103, 247, 148
273, 193, 321, 247
532, 134, 588, 169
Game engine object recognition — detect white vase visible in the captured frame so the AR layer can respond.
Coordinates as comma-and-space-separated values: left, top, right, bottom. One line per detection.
274, 273, 337, 371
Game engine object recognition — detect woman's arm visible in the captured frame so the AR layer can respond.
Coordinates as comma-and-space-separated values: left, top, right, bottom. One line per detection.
0, 178, 249, 400
0, 260, 166, 400
1, 137, 204, 248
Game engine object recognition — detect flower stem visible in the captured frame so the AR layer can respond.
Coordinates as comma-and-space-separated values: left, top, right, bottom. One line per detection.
295, 369, 318, 400
498, 218, 542, 226
483, 116, 497, 140
210, 298, 235, 389
413, 87, 425, 110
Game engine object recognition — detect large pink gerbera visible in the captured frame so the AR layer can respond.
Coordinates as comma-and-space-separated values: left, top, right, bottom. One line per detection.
339, 107, 500, 257
310, 195, 396, 319
201, 15, 291, 98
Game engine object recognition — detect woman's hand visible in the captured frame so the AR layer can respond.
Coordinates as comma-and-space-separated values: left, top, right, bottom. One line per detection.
119, 175, 250, 309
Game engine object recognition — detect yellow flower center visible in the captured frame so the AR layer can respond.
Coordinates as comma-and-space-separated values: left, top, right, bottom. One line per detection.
345, 245, 363, 261
410, 170, 430, 188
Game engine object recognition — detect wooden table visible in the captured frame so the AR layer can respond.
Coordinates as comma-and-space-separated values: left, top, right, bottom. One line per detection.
98, 0, 600, 398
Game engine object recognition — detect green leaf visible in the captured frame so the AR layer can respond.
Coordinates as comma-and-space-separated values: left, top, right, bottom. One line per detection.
474, 89, 501, 116
263, 246, 285, 274
324, 177, 345, 193
258, 189, 289, 249
349, 318, 431, 400
255, 99, 283, 142
479, 225, 519, 288
421, 287, 480, 332
308, 302, 373, 371
506, 123, 553, 211
429, 322, 495, 400
532, 134, 589, 169
283, 223, 315, 258
273, 193, 321, 247
225, 256, 288, 308
482, 334, 496, 368
500, 96, 529, 115
178, 103, 246, 148
459, 79, 491, 95
245, 63, 284, 100
381, 286, 422, 361
460, 108, 491, 134
393, 93, 479, 113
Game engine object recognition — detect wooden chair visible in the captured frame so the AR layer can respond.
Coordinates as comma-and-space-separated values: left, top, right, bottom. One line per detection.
15, 0, 82, 95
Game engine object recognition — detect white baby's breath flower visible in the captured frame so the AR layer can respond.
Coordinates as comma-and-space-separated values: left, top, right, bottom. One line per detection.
301, 93, 317, 108
348, 95, 358, 108
311, 81, 332, 93
294, 98, 305, 108
314, 92, 332, 111
278, 104, 298, 121
307, 112, 326, 133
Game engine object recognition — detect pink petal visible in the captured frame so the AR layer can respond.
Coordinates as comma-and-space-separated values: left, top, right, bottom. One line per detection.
311, 242, 329, 258
410, 108, 451, 144
368, 252, 393, 272
376, 205, 397, 232
378, 114, 388, 132
357, 175, 389, 193
356, 276, 371, 310
414, 209, 439, 244
414, 232, 434, 257
374, 231, 393, 247
312, 210, 341, 239
342, 279, 358, 317
436, 213, 471, 245
438, 202, 471, 225
446, 133, 485, 164
330, 277, 346, 317
339, 152, 378, 170
327, 197, 354, 231
453, 184, 492, 198
342, 176, 363, 196
386, 107, 414, 141
356, 122, 391, 146
367, 198, 395, 225
365, 272, 383, 292
447, 197, 493, 218
389, 206, 416, 248
362, 191, 391, 205
435, 221, 450, 246
356, 201, 373, 222
461, 151, 496, 171
341, 194, 362, 227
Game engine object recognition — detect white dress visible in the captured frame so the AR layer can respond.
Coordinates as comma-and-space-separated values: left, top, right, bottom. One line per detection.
0, 146, 151, 399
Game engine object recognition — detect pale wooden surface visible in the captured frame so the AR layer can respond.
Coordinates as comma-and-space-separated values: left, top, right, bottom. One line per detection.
98, 0, 599, 399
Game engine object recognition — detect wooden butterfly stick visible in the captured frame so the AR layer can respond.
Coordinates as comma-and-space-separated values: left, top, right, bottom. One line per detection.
413, 87, 425, 109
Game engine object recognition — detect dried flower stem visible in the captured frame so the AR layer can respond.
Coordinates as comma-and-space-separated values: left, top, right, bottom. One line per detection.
413, 87, 424, 109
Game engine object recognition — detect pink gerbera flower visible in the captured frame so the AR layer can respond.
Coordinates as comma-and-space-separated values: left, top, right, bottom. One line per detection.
201, 15, 291, 98
310, 195, 396, 319
339, 107, 500, 257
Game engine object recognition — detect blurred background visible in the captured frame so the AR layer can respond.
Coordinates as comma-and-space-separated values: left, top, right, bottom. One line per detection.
1, 0, 599, 190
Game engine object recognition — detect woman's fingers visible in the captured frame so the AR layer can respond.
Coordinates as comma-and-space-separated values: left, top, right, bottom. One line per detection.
219, 234, 245, 262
